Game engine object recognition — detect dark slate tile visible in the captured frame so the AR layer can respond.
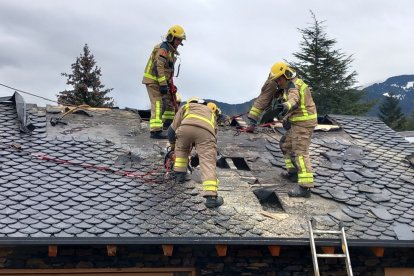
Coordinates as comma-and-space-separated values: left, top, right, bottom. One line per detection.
396, 217, 412, 224
344, 172, 364, 182
327, 210, 353, 223
393, 223, 414, 240
327, 188, 350, 202
19, 226, 38, 235
358, 184, 382, 194
367, 193, 391, 203
364, 229, 382, 237
370, 207, 394, 221
341, 207, 366, 219
399, 175, 414, 185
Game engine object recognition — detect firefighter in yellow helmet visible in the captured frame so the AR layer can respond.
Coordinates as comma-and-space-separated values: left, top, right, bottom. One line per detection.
142, 25, 186, 139
273, 62, 317, 197
167, 97, 223, 208
247, 73, 281, 130
248, 61, 317, 198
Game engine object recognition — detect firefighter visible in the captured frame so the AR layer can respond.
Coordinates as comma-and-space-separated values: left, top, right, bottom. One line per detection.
167, 97, 223, 208
270, 61, 317, 198
247, 73, 282, 131
142, 25, 186, 139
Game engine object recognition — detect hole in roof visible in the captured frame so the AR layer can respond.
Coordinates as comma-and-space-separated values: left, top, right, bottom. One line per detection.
216, 156, 230, 169
231, 157, 250, 171
137, 109, 151, 120
253, 187, 284, 212
216, 157, 251, 171
316, 115, 340, 132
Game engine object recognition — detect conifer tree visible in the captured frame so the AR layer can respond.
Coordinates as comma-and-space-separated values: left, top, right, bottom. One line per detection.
378, 93, 407, 131
290, 11, 374, 115
58, 44, 114, 107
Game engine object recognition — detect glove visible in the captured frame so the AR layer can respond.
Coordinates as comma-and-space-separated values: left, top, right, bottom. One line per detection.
159, 85, 169, 95
276, 104, 289, 120
169, 142, 175, 151
282, 120, 291, 130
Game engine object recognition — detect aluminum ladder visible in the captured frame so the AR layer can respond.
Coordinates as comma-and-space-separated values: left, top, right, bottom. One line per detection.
308, 219, 353, 276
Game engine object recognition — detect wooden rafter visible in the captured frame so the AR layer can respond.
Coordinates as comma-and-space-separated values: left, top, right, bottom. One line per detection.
268, 245, 281, 256
162, 245, 174, 256
321, 246, 335, 254
215, 245, 227, 257
107, 245, 117, 256
371, 247, 384, 257
48, 245, 57, 257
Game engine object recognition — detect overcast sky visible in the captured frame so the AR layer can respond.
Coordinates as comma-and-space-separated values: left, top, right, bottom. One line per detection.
1, 0, 413, 109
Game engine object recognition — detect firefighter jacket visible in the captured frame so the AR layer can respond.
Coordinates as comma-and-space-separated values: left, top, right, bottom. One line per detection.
142, 42, 178, 87
248, 77, 280, 122
281, 78, 317, 128
170, 102, 218, 141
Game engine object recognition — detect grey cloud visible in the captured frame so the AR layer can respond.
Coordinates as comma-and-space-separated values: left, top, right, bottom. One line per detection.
1, 0, 414, 108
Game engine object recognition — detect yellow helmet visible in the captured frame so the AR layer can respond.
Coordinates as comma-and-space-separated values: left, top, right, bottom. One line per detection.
175, 92, 181, 103
207, 102, 218, 113
187, 96, 205, 104
166, 25, 186, 42
270, 61, 296, 80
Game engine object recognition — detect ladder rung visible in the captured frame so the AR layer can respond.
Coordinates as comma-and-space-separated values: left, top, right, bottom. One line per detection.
313, 230, 342, 234
316, 253, 346, 258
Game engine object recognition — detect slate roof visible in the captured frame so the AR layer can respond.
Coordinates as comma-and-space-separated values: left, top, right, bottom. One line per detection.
266, 115, 414, 242
1, 94, 414, 246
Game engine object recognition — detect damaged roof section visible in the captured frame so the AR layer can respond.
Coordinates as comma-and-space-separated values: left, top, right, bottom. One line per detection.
1, 93, 414, 246
265, 115, 414, 241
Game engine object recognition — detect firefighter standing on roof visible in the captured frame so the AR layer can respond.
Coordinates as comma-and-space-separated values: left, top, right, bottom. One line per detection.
167, 97, 224, 208
272, 61, 317, 198
142, 25, 186, 139
247, 75, 281, 130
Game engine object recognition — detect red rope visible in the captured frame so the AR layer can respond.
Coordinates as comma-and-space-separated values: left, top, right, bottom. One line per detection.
31, 152, 165, 184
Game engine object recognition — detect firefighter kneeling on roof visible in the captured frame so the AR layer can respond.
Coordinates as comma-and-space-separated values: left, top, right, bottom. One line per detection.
167, 97, 223, 208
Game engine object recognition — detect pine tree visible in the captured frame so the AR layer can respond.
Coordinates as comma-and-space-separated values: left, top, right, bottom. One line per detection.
58, 44, 114, 107
290, 11, 374, 115
378, 93, 407, 131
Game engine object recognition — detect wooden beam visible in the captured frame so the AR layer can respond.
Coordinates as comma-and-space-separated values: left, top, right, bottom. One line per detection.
162, 245, 174, 256
107, 245, 117, 256
371, 247, 384, 257
48, 245, 57, 257
215, 245, 227, 257
321, 246, 335, 254
268, 245, 281, 256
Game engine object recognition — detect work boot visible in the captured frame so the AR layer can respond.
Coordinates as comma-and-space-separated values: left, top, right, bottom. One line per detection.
288, 185, 311, 198
205, 196, 224, 208
280, 171, 298, 182
174, 172, 191, 184
163, 121, 172, 130
150, 131, 167, 139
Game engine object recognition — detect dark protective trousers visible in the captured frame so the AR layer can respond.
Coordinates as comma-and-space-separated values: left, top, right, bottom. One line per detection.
279, 124, 314, 188
146, 84, 175, 132
174, 125, 218, 196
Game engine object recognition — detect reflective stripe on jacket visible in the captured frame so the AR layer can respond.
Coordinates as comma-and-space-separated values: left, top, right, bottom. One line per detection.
171, 103, 217, 138
283, 78, 317, 127
142, 42, 177, 86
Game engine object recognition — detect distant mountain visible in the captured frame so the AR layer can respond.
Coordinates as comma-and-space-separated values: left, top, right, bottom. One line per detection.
208, 74, 414, 117
205, 98, 255, 117
364, 75, 414, 116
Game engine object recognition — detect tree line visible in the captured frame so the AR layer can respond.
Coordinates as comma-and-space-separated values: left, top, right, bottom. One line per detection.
58, 12, 414, 131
